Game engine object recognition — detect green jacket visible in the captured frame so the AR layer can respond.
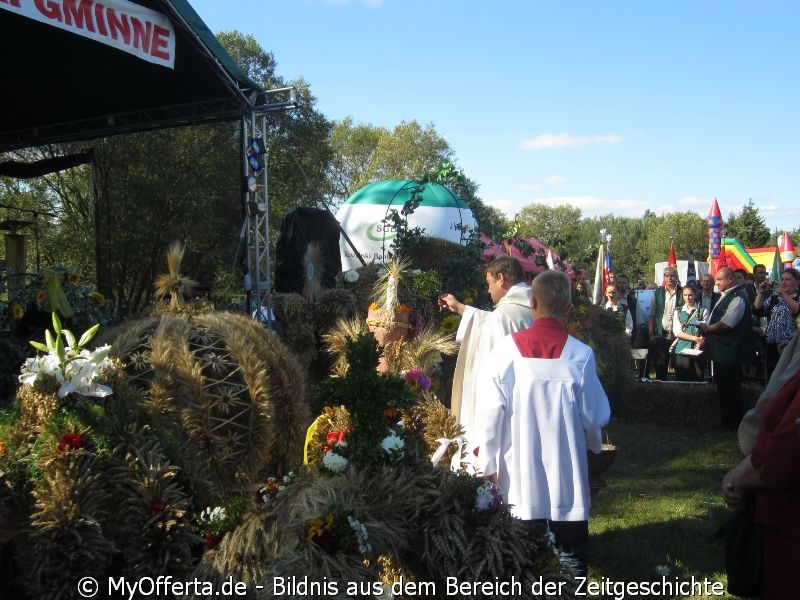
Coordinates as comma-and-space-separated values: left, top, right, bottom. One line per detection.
652, 285, 683, 337
706, 286, 755, 365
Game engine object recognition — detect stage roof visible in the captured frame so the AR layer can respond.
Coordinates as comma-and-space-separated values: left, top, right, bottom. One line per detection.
0, 0, 263, 152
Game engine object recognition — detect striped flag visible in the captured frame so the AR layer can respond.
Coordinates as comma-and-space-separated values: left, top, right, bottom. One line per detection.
770, 247, 782, 283
546, 249, 556, 270
593, 243, 606, 305
686, 256, 696, 285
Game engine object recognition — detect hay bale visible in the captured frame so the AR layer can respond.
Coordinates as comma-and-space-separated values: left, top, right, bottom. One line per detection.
620, 381, 763, 427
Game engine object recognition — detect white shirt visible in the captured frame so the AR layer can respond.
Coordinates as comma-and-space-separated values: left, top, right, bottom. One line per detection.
715, 286, 746, 328
476, 335, 611, 521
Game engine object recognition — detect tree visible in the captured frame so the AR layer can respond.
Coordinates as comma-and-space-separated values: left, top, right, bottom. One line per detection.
640, 212, 708, 282
325, 118, 453, 208
0, 145, 95, 278
0, 32, 334, 318
725, 199, 772, 248
513, 203, 583, 259
90, 124, 243, 315
326, 118, 386, 202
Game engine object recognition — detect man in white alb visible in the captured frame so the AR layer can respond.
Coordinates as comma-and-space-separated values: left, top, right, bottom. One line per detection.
475, 270, 610, 574
438, 256, 532, 451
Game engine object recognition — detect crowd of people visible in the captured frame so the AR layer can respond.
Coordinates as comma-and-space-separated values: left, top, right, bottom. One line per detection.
578, 261, 800, 432
437, 255, 799, 591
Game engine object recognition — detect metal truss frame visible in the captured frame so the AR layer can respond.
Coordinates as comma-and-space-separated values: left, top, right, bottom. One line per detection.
242, 88, 296, 326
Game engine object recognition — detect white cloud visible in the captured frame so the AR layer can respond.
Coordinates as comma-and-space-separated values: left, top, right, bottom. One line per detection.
486, 198, 516, 215
542, 175, 567, 185
515, 183, 540, 192
519, 133, 622, 150
677, 196, 711, 210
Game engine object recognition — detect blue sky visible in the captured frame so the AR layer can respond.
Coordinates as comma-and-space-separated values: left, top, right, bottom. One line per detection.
190, 0, 800, 234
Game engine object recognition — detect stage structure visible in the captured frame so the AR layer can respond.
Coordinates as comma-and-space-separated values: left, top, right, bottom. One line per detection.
242, 88, 297, 326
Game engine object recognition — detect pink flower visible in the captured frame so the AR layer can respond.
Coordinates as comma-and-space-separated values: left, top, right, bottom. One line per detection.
403, 368, 431, 392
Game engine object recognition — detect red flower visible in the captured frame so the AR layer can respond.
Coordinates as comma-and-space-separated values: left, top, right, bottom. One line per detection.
57, 433, 84, 453
324, 429, 349, 452
203, 532, 216, 550
148, 499, 168, 516
312, 529, 338, 554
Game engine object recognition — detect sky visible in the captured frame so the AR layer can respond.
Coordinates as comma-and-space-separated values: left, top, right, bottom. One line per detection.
189, 0, 800, 235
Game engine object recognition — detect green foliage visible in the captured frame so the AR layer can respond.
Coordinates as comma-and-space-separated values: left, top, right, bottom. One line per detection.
325, 118, 454, 207
0, 336, 27, 405
313, 334, 419, 469
726, 199, 773, 248
409, 269, 442, 300
513, 204, 583, 258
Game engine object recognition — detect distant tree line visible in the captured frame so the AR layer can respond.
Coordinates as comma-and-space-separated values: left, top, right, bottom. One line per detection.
1, 32, 796, 317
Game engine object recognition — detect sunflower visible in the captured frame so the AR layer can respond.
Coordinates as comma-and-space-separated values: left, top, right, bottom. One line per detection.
68, 272, 81, 285
439, 314, 460, 335
93, 292, 106, 306
11, 304, 24, 319
35, 290, 46, 305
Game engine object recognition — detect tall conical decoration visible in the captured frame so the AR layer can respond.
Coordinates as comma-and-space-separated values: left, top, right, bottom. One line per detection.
778, 232, 796, 268
667, 242, 677, 267
707, 199, 723, 276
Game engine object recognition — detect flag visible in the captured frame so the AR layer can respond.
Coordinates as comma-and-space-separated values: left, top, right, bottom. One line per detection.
546, 249, 555, 271
770, 247, 782, 284
593, 243, 606, 306
662, 242, 677, 285
686, 257, 696, 285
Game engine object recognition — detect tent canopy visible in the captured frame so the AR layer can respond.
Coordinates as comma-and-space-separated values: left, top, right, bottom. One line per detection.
0, 0, 263, 152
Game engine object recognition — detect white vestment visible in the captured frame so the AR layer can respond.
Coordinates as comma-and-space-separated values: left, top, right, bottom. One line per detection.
450, 283, 532, 448
475, 335, 611, 521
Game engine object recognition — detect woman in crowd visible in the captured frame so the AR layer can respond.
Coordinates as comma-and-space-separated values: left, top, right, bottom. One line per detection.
603, 283, 632, 337
670, 284, 706, 381
722, 352, 800, 599
753, 267, 800, 379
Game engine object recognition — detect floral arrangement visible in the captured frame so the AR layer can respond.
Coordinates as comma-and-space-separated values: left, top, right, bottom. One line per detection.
197, 493, 250, 550
56, 432, 86, 453
311, 333, 420, 470
402, 367, 431, 392
19, 312, 112, 398
564, 300, 631, 410
439, 313, 460, 335
255, 472, 296, 507
0, 266, 111, 334
305, 511, 372, 555
189, 256, 575, 599
475, 480, 504, 512
322, 439, 349, 473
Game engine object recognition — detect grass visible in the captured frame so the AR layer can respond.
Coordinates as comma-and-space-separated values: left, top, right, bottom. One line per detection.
588, 419, 743, 599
